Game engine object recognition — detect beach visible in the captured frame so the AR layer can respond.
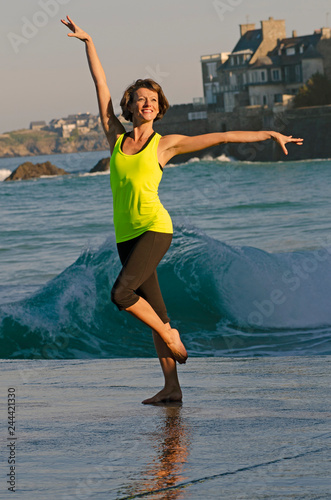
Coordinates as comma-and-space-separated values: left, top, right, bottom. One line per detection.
2, 357, 330, 499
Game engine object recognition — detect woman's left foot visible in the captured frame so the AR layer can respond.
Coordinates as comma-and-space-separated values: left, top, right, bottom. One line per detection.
166, 329, 188, 364
142, 387, 182, 404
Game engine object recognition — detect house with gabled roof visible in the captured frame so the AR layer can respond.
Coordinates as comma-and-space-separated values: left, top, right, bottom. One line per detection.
29, 121, 47, 131
201, 17, 331, 112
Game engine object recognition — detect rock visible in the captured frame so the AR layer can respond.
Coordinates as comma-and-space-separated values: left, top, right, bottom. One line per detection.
89, 157, 110, 173
4, 161, 69, 181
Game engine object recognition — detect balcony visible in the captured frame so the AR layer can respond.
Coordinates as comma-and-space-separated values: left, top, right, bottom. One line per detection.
219, 84, 243, 92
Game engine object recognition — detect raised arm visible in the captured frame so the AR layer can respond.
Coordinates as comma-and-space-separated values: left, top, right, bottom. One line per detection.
159, 130, 303, 165
61, 15, 125, 151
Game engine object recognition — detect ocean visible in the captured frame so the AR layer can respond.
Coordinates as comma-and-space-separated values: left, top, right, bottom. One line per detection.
1, 151, 331, 359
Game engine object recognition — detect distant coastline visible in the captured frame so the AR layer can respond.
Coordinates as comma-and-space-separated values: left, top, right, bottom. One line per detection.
0, 128, 110, 158
2, 103, 331, 162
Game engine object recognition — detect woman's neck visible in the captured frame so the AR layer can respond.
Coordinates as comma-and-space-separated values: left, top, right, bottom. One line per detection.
130, 121, 154, 142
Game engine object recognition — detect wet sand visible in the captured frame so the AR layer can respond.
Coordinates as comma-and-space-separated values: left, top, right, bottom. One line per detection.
1, 357, 330, 499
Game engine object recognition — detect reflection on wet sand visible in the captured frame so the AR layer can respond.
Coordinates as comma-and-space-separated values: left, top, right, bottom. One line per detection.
121, 403, 190, 499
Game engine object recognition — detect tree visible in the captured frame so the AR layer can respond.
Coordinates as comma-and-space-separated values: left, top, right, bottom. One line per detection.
293, 72, 331, 108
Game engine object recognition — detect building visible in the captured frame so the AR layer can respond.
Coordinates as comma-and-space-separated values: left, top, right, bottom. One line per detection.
201, 17, 331, 112
49, 113, 101, 137
200, 52, 230, 105
30, 121, 47, 130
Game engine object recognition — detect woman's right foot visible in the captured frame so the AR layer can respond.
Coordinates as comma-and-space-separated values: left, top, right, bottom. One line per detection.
166, 328, 188, 364
142, 386, 183, 404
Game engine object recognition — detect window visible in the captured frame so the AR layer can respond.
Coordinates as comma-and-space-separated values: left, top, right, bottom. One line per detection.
272, 69, 280, 81
205, 83, 218, 104
263, 95, 267, 106
188, 111, 207, 121
229, 73, 237, 86
274, 94, 282, 103
250, 95, 260, 105
286, 47, 295, 56
207, 62, 218, 79
261, 71, 266, 82
295, 65, 301, 82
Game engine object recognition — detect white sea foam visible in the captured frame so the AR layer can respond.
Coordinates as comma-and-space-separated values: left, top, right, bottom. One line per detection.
164, 163, 178, 168
78, 170, 110, 177
0, 169, 12, 181
215, 154, 235, 162
167, 154, 236, 167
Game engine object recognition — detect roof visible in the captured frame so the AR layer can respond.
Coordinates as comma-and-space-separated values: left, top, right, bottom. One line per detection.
250, 56, 274, 68
221, 29, 263, 69
216, 25, 324, 74
233, 29, 262, 53
269, 33, 322, 58
278, 33, 321, 47
301, 44, 322, 59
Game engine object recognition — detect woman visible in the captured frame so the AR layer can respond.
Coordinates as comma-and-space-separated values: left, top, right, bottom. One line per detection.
61, 16, 303, 404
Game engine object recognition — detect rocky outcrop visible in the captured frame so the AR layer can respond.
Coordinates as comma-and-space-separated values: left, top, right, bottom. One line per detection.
4, 161, 69, 181
89, 157, 110, 173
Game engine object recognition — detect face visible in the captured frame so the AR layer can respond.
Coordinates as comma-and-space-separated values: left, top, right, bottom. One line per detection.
129, 88, 160, 123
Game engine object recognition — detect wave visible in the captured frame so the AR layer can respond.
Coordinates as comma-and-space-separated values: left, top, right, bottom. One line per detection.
78, 171, 110, 177
172, 153, 236, 166
1, 226, 331, 359
214, 154, 236, 162
0, 169, 12, 181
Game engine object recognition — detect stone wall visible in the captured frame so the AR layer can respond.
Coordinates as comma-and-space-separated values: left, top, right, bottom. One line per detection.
154, 103, 331, 163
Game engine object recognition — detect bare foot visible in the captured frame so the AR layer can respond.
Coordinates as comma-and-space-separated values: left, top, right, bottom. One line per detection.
166, 328, 188, 364
142, 386, 183, 405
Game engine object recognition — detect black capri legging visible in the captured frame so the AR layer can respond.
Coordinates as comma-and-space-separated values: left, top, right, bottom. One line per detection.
111, 231, 173, 324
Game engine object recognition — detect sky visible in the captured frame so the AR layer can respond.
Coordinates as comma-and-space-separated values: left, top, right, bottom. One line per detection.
1, 0, 330, 133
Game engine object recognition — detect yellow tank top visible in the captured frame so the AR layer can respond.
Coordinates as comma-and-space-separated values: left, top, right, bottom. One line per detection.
110, 132, 173, 243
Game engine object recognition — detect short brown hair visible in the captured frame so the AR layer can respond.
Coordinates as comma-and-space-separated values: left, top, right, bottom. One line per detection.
120, 79, 169, 122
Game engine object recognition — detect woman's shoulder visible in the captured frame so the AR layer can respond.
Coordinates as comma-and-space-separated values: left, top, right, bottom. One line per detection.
158, 134, 186, 149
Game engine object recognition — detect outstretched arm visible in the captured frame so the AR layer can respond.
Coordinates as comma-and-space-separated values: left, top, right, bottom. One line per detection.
159, 130, 303, 165
61, 15, 125, 151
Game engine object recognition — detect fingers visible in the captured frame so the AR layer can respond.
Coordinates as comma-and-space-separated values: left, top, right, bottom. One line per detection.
60, 15, 76, 31
283, 135, 304, 147
66, 15, 74, 25
274, 132, 303, 154
280, 136, 303, 154
286, 135, 304, 144
281, 142, 288, 155
61, 19, 72, 30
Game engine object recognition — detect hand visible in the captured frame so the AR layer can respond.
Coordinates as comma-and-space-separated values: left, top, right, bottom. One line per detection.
272, 132, 304, 155
60, 15, 90, 42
